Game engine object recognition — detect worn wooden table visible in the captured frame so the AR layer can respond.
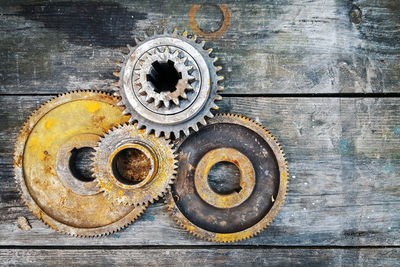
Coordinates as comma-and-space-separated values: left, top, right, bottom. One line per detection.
1, 0, 399, 266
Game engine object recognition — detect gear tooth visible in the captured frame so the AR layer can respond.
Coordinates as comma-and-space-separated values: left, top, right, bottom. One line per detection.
154, 98, 161, 107
192, 124, 199, 132
113, 71, 119, 77
206, 111, 214, 118
181, 92, 188, 100
201, 40, 206, 47
215, 95, 223, 101
115, 61, 121, 66
183, 128, 190, 136
216, 65, 223, 72
117, 101, 124, 106
127, 44, 133, 50
112, 81, 119, 87
165, 131, 171, 139
164, 100, 170, 108
213, 57, 219, 62
218, 75, 224, 81
145, 127, 152, 135
207, 48, 213, 54
212, 103, 219, 110
112, 91, 120, 97
145, 95, 153, 103
175, 130, 181, 139
172, 98, 179, 106
173, 27, 179, 36
218, 86, 225, 92
173, 50, 179, 57
192, 34, 197, 41
199, 117, 207, 125
138, 88, 146, 96
182, 30, 188, 37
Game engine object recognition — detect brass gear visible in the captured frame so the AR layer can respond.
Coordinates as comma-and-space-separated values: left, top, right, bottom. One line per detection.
93, 124, 177, 206
166, 114, 289, 243
13, 91, 147, 237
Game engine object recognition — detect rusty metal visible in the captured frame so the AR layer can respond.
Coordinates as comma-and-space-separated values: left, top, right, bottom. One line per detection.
166, 113, 289, 243
13, 91, 147, 237
189, 5, 231, 39
93, 124, 177, 206
115, 29, 224, 138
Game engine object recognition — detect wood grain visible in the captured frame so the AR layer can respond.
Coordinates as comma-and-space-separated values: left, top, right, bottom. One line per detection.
1, 248, 399, 266
0, 0, 399, 95
0, 96, 398, 246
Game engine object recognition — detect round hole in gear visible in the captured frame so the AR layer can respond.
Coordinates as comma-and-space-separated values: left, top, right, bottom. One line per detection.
207, 161, 242, 195
111, 148, 152, 185
68, 147, 95, 182
146, 60, 182, 93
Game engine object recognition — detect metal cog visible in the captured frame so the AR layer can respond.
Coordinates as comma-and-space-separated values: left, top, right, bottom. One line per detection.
13, 90, 147, 237
136, 46, 195, 108
93, 124, 178, 206
166, 113, 289, 243
115, 28, 224, 139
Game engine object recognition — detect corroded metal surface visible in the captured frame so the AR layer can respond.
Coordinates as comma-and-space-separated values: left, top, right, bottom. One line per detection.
116, 29, 224, 138
13, 91, 147, 237
166, 114, 289, 243
93, 124, 177, 206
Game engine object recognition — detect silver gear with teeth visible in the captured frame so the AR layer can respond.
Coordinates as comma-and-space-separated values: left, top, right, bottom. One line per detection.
116, 29, 224, 139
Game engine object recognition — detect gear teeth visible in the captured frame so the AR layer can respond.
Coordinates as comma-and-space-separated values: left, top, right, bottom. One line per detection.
211, 103, 219, 110
218, 86, 225, 92
117, 29, 220, 142
199, 117, 207, 125
215, 95, 223, 101
172, 98, 180, 106
183, 128, 190, 136
166, 114, 289, 243
13, 90, 146, 237
192, 124, 199, 132
213, 57, 219, 62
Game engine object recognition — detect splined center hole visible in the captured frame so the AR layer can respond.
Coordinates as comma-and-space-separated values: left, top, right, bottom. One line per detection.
207, 161, 242, 195
146, 60, 182, 93
69, 147, 95, 182
111, 148, 151, 185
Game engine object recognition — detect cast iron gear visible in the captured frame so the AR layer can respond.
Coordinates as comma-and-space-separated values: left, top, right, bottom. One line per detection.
93, 124, 177, 206
166, 114, 289, 243
13, 91, 147, 237
115, 28, 224, 138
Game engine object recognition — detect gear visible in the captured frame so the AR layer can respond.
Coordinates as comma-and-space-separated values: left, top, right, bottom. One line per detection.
166, 114, 289, 243
93, 124, 177, 206
116, 28, 224, 138
13, 91, 147, 237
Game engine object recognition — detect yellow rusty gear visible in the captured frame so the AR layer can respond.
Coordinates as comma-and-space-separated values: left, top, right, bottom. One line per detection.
93, 124, 177, 206
13, 90, 147, 237
166, 113, 289, 243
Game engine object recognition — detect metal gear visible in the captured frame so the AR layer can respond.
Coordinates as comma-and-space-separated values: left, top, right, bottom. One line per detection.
116, 28, 224, 139
166, 114, 289, 243
93, 124, 177, 206
13, 91, 147, 237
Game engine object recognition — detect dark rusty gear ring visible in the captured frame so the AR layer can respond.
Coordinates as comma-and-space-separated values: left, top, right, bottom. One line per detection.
13, 91, 147, 237
166, 114, 289, 243
93, 124, 177, 206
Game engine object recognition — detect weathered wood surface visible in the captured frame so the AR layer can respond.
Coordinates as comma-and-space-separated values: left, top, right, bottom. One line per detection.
1, 0, 400, 265
1, 96, 399, 246
0, 0, 400, 95
1, 248, 399, 266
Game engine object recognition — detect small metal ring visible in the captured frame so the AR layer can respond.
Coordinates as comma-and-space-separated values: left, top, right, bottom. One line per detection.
194, 148, 255, 208
189, 5, 230, 39
107, 143, 158, 190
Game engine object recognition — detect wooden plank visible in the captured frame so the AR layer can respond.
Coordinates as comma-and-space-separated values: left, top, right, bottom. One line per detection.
0, 0, 399, 95
1, 248, 399, 266
0, 96, 399, 246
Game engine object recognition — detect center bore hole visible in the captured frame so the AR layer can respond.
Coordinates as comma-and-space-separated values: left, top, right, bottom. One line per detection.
207, 161, 242, 195
146, 60, 182, 93
69, 147, 95, 182
111, 148, 151, 185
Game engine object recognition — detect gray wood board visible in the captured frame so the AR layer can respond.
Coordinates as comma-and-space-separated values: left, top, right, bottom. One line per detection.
1, 248, 399, 266
0, 96, 399, 246
0, 0, 399, 95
